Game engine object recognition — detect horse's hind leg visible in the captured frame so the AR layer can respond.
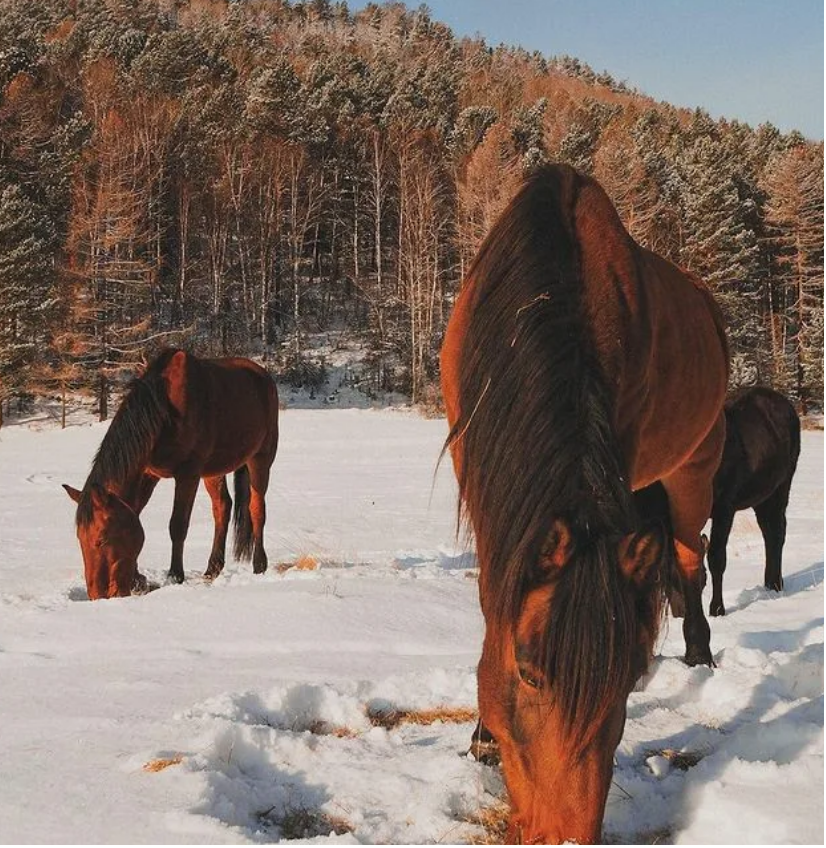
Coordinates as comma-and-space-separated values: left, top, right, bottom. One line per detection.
707, 506, 735, 616
755, 481, 791, 592
204, 475, 232, 579
168, 474, 199, 584
248, 456, 272, 574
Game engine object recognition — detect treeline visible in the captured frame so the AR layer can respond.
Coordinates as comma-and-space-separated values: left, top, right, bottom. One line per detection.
0, 0, 822, 423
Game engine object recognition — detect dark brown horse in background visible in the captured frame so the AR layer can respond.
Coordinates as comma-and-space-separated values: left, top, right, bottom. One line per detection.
63, 349, 279, 600
441, 164, 729, 843
637, 386, 801, 618
707, 386, 801, 615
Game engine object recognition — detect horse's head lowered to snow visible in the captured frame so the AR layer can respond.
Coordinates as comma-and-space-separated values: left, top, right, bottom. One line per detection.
63, 482, 145, 599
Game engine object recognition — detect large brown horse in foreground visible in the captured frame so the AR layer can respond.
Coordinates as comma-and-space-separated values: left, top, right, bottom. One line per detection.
64, 349, 279, 600
441, 164, 729, 843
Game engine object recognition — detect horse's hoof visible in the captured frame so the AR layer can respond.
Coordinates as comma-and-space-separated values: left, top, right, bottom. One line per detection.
253, 564, 268, 575
684, 646, 714, 668
167, 571, 185, 585
204, 561, 224, 581
709, 603, 726, 617
765, 580, 783, 593
132, 573, 149, 594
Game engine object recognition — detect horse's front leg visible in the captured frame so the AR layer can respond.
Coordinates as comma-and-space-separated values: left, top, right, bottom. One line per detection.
203, 475, 232, 579
707, 505, 735, 616
130, 472, 159, 592
168, 475, 200, 584
662, 415, 725, 667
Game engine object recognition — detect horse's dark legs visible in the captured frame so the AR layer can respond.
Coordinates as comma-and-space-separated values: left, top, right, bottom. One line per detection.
707, 506, 735, 617
662, 414, 724, 667
665, 532, 710, 618
678, 566, 712, 666
204, 475, 232, 579
755, 483, 791, 592
468, 720, 500, 765
168, 475, 199, 584
248, 457, 271, 574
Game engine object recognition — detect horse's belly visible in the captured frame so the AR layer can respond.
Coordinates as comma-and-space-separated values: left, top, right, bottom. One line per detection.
144, 462, 177, 479
200, 451, 257, 477
145, 403, 274, 479
623, 400, 724, 491
145, 443, 266, 480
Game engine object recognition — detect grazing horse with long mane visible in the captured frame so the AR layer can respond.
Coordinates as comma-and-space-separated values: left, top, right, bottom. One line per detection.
441, 164, 729, 843
63, 349, 279, 600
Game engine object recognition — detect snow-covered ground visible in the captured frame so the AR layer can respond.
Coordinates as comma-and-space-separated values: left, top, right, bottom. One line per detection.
0, 408, 822, 844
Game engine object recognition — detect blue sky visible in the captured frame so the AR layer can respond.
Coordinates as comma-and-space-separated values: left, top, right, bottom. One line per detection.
351, 0, 824, 140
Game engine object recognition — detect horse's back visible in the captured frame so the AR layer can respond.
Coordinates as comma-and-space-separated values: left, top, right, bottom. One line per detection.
208, 356, 279, 414
581, 220, 728, 488
549, 167, 729, 446
148, 349, 278, 477
199, 355, 279, 451
443, 163, 729, 491
716, 387, 800, 509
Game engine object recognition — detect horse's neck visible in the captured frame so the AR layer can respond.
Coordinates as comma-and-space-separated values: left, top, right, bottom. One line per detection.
106, 470, 152, 513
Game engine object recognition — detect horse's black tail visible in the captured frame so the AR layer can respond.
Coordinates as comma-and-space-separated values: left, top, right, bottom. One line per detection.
233, 465, 254, 561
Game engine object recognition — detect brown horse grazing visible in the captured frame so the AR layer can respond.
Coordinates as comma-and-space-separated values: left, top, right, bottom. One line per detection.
441, 164, 728, 843
63, 349, 279, 600
707, 386, 801, 615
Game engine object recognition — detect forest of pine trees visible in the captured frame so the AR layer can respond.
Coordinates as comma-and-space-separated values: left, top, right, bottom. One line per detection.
0, 0, 822, 422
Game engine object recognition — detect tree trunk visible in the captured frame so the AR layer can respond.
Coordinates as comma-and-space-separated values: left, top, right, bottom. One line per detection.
99, 372, 108, 422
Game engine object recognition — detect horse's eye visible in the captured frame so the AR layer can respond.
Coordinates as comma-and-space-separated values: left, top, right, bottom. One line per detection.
95, 537, 107, 548
517, 663, 543, 690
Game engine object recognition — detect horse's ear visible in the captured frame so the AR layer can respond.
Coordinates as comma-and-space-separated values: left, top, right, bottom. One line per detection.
539, 519, 574, 571
619, 523, 665, 586
63, 484, 82, 504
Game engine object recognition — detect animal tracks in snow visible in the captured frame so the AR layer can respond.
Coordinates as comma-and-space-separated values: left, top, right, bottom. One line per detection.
152, 674, 500, 844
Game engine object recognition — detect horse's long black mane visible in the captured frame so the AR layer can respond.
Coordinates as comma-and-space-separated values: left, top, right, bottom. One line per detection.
447, 165, 654, 738
76, 350, 177, 526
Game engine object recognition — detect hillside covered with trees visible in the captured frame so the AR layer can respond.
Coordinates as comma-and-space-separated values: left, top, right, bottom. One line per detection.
0, 0, 822, 421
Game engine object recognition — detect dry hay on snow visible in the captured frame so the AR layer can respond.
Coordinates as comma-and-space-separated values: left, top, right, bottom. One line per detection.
276, 554, 319, 574
367, 705, 478, 730
143, 755, 183, 772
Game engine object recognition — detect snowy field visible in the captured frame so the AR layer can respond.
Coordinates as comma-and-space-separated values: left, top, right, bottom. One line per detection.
0, 407, 822, 844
